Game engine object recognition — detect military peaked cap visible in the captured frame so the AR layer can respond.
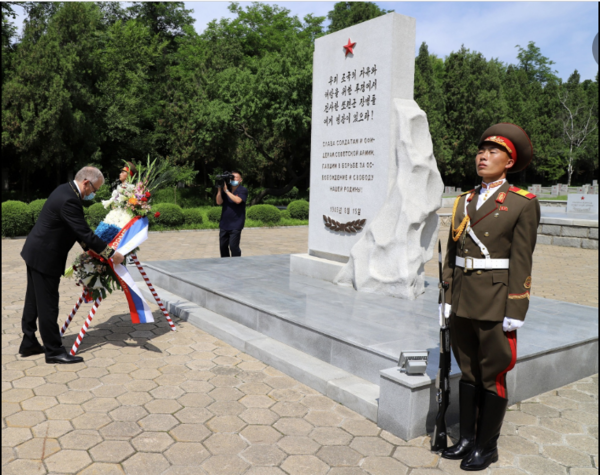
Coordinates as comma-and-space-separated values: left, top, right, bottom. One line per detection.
478, 123, 533, 173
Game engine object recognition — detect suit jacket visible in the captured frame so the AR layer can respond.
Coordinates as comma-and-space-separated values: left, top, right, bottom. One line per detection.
443, 181, 541, 322
21, 182, 113, 277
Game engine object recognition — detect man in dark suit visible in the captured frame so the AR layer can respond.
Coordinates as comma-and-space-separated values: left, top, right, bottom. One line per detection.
20, 166, 125, 364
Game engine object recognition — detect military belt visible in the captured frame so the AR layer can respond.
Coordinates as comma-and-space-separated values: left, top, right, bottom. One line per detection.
455, 256, 510, 271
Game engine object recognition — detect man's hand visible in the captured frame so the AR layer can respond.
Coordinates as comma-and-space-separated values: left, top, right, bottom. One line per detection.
223, 182, 228, 193
112, 252, 125, 265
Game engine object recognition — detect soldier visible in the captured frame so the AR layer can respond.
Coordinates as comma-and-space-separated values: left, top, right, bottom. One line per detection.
439, 123, 540, 471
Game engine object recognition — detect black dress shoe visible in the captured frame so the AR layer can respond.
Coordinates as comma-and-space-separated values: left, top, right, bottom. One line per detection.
19, 346, 45, 357
45, 353, 84, 364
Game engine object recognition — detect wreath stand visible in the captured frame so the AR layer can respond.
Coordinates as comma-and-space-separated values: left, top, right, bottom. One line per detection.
61, 253, 176, 355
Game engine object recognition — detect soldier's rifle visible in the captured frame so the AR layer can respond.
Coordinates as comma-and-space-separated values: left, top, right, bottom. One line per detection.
431, 239, 451, 452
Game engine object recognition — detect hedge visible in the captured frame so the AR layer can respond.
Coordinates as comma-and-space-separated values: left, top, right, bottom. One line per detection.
152, 203, 184, 227
2, 201, 33, 237
287, 200, 309, 220
87, 203, 109, 228
247, 204, 281, 224
29, 199, 47, 223
280, 210, 291, 220
182, 208, 204, 225
152, 187, 209, 208
207, 207, 222, 223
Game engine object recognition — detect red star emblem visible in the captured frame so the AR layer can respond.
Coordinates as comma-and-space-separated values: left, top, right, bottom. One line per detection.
343, 39, 356, 57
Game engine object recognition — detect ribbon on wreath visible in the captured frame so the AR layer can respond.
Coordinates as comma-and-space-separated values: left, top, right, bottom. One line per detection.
89, 216, 154, 324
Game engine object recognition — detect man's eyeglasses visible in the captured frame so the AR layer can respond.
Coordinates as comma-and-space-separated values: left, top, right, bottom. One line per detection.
86, 179, 98, 193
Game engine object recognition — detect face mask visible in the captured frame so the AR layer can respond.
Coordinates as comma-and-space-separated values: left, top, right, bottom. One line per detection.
84, 192, 95, 201
230, 181, 239, 186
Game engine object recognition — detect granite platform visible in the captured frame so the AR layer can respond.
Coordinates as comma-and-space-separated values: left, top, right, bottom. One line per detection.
136, 254, 598, 440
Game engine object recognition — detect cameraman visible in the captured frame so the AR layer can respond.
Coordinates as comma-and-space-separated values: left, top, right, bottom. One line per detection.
216, 171, 247, 257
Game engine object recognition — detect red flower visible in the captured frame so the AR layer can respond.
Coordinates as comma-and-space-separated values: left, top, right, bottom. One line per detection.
141, 197, 148, 202
154, 212, 161, 218
145, 192, 151, 198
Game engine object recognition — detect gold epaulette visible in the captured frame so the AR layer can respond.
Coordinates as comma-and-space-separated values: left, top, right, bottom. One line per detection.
509, 186, 536, 199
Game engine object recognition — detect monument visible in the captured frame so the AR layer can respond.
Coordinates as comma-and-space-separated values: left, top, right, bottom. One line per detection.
292, 13, 444, 299
134, 13, 599, 441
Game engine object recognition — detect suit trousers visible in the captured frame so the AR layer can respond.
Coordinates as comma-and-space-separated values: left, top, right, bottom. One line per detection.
451, 315, 517, 398
20, 266, 66, 357
219, 229, 242, 257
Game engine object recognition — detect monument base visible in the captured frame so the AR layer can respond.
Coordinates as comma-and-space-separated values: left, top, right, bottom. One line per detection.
290, 253, 344, 282
133, 255, 598, 441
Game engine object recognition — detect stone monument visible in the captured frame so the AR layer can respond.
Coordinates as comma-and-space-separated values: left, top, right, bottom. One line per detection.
567, 194, 599, 214
291, 13, 444, 299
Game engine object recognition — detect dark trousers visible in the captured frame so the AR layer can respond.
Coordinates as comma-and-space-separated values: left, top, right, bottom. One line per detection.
451, 315, 517, 398
20, 266, 66, 357
219, 229, 242, 257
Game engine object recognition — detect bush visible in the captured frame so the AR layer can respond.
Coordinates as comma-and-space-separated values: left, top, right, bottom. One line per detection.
152, 187, 209, 208
280, 210, 291, 220
152, 203, 184, 227
182, 208, 204, 225
247, 204, 281, 224
2, 201, 33, 237
93, 183, 112, 203
287, 200, 309, 220
29, 199, 47, 223
207, 207, 222, 223
87, 203, 109, 228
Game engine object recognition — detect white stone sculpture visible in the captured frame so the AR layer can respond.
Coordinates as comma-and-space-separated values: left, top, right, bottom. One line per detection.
334, 99, 444, 299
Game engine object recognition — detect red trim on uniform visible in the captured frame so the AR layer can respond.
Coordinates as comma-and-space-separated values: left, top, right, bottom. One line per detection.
495, 330, 517, 398
467, 190, 476, 202
496, 192, 507, 204
471, 204, 499, 227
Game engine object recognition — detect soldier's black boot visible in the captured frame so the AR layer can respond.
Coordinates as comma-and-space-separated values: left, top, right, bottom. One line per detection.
441, 381, 480, 460
460, 390, 508, 471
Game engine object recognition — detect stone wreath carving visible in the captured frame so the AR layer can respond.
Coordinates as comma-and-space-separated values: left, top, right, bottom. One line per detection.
323, 215, 367, 233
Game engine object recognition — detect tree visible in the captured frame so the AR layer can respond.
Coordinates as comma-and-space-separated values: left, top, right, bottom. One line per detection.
557, 70, 598, 185
515, 41, 559, 86
2, 2, 105, 196
442, 46, 508, 185
327, 2, 392, 33
413, 43, 450, 179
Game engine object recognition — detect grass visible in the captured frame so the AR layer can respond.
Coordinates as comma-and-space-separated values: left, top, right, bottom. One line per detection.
539, 195, 568, 201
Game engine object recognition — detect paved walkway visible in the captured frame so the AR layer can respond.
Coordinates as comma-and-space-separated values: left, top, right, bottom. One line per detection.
2, 227, 598, 474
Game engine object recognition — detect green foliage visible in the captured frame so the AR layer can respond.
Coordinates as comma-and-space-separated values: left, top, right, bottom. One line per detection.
207, 207, 222, 223
152, 203, 184, 227
327, 2, 392, 33
2, 201, 33, 237
182, 208, 204, 225
287, 200, 309, 220
152, 187, 209, 208
247, 204, 281, 224
93, 184, 112, 203
29, 199, 47, 223
280, 209, 291, 220
87, 203, 109, 227
1, 0, 598, 197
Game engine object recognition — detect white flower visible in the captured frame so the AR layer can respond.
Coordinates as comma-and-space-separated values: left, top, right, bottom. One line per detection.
93, 279, 105, 289
103, 208, 134, 228
83, 263, 96, 274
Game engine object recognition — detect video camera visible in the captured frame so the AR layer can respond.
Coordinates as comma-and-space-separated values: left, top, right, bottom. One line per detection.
214, 172, 235, 188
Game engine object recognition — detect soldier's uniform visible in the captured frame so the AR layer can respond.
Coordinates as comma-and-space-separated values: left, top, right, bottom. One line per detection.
440, 124, 541, 471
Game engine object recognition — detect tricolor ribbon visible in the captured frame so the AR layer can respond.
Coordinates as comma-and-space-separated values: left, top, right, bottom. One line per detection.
89, 216, 154, 324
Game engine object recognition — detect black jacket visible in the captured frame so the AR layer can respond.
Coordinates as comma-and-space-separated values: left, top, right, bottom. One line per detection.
21, 182, 113, 276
